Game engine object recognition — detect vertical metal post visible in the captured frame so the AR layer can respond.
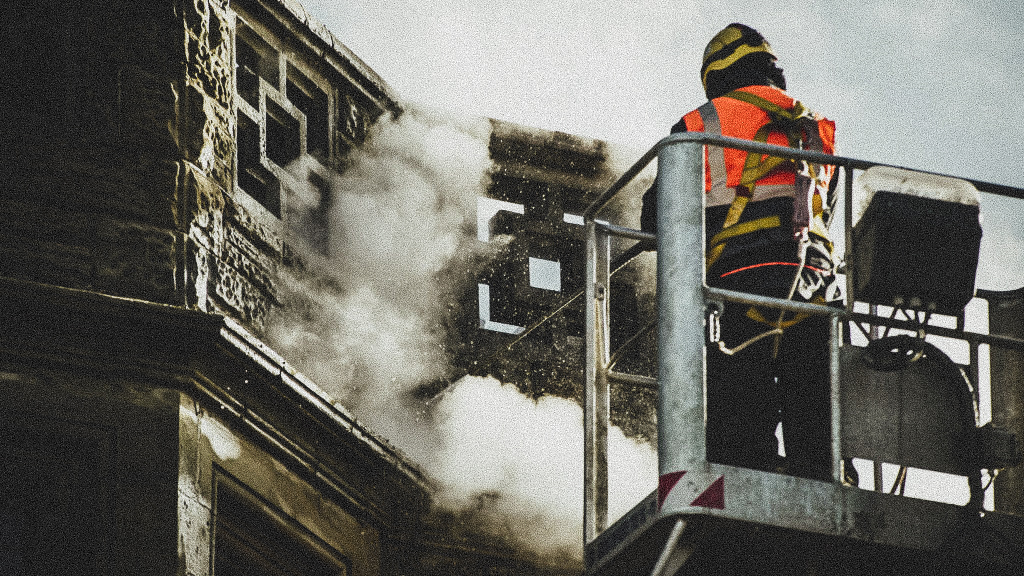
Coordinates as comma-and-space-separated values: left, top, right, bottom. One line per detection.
584, 222, 611, 541
969, 341, 981, 420
984, 288, 1024, 514
829, 313, 843, 483
867, 302, 884, 491
839, 165, 855, 486
596, 228, 611, 532
843, 166, 855, 315
656, 139, 707, 474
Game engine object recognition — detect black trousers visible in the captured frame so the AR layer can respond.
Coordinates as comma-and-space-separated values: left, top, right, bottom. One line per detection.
705, 260, 834, 481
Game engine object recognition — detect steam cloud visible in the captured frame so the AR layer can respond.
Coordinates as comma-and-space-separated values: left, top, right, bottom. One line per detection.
270, 106, 492, 439
267, 106, 657, 560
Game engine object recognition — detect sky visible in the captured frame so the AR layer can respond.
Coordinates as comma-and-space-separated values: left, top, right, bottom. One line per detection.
304, 1, 1020, 182
303, 0, 1023, 290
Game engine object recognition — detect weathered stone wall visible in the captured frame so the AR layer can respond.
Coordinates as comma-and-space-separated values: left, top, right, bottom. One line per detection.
0, 370, 181, 576
3, 0, 653, 420
2, 0, 184, 303
3, 1, 646, 572
2, 0, 394, 335
184, 0, 396, 333
180, 0, 235, 317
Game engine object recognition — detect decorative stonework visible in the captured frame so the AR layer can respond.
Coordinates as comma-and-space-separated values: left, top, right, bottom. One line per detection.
171, 0, 392, 332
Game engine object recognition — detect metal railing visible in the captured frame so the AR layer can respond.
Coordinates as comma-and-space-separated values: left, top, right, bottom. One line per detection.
582, 132, 1024, 544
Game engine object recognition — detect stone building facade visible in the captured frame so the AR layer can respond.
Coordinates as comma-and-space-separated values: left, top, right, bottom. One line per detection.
1, 0, 651, 574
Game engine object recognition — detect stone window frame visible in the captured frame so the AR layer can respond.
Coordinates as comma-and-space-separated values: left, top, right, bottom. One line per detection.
232, 11, 336, 220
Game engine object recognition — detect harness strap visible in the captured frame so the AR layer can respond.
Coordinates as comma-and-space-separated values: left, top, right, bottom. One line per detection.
708, 215, 781, 251
725, 90, 820, 189
724, 90, 826, 233
706, 184, 798, 208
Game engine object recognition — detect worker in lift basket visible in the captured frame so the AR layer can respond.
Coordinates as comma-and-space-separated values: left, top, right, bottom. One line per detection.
641, 23, 840, 481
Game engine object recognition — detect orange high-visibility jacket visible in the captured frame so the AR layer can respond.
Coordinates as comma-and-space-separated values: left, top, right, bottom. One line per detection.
681, 84, 836, 210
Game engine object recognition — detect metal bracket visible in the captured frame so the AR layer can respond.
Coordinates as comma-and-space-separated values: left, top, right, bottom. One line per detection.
648, 520, 693, 576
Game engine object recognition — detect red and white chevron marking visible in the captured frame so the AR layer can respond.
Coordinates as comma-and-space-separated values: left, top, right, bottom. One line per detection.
658, 471, 725, 510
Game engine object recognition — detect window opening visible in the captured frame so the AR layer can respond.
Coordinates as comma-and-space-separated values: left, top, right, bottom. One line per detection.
287, 64, 330, 159
234, 17, 339, 219
529, 257, 562, 292
214, 476, 348, 576
237, 111, 281, 216
265, 98, 301, 167
235, 24, 279, 109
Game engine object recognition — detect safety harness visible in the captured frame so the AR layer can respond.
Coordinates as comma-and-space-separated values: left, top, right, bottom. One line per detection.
701, 89, 830, 271
699, 90, 833, 355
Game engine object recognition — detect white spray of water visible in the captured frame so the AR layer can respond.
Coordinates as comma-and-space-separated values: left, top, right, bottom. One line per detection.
425, 375, 656, 558
268, 106, 657, 561
270, 106, 492, 440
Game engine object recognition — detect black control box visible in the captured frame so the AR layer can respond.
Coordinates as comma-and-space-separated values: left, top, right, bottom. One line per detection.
852, 190, 982, 315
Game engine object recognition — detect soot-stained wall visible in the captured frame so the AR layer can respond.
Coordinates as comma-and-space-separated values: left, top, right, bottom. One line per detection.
454, 120, 658, 441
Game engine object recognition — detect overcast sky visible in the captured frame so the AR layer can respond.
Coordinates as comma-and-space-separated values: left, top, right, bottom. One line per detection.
303, 0, 1022, 290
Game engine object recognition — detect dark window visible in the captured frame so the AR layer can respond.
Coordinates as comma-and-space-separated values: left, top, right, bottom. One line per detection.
234, 18, 335, 219
265, 98, 301, 167
237, 111, 281, 216
236, 24, 279, 109
287, 64, 330, 159
214, 476, 348, 576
